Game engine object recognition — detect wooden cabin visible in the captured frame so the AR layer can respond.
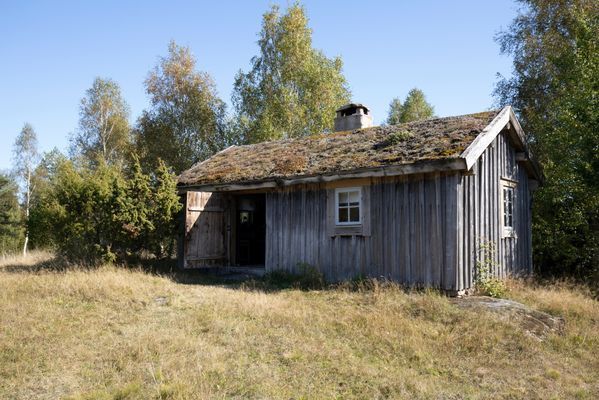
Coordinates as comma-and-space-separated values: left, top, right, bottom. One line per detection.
177, 104, 541, 293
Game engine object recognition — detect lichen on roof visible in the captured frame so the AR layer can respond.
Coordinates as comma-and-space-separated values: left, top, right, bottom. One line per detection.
178, 110, 499, 187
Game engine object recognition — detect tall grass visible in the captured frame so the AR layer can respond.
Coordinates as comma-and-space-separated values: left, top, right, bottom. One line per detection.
0, 252, 597, 399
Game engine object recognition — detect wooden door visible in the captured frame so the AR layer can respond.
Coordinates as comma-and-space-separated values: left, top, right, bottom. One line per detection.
184, 191, 228, 268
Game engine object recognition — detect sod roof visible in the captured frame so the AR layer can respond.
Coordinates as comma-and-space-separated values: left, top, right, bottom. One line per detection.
178, 110, 500, 187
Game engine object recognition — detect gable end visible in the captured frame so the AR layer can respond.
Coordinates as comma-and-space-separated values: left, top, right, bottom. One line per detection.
460, 106, 542, 182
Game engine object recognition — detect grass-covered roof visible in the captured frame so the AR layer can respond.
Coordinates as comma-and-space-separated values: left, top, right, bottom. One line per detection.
178, 110, 500, 187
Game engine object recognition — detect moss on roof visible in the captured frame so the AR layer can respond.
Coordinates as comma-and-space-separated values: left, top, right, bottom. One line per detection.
178, 110, 499, 187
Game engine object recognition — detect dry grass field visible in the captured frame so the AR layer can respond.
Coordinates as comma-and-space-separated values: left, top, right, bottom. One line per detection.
1, 252, 597, 399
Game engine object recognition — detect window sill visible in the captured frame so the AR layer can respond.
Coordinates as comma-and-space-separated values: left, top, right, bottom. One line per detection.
332, 224, 366, 237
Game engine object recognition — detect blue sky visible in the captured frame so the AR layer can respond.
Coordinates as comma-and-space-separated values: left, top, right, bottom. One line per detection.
0, 0, 519, 171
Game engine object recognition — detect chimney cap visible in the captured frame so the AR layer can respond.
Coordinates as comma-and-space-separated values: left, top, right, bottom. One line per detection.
336, 103, 370, 113
334, 102, 373, 132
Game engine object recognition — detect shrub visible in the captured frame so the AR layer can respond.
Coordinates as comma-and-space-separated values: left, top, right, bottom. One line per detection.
474, 240, 507, 298
295, 262, 325, 290
0, 174, 23, 256
29, 158, 181, 265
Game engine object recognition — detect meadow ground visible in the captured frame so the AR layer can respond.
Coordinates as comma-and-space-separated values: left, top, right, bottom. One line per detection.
0, 252, 597, 399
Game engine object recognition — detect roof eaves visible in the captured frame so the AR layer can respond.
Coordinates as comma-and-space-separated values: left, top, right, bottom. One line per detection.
178, 157, 468, 193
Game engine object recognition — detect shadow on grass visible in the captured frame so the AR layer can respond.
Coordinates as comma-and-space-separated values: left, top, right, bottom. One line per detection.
0, 254, 75, 273
0, 253, 317, 292
139, 258, 328, 292
1, 253, 388, 293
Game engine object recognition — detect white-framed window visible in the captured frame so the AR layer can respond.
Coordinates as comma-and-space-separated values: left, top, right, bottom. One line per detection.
501, 180, 516, 237
335, 187, 361, 225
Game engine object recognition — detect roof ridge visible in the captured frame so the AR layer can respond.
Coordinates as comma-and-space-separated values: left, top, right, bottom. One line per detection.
231, 109, 501, 149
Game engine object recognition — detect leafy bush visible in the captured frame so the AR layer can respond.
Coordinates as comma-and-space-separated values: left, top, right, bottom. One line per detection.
474, 241, 507, 298
29, 158, 181, 265
475, 275, 507, 298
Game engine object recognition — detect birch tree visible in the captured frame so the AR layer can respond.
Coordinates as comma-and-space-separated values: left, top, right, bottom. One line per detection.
135, 41, 233, 174
233, 3, 351, 142
72, 77, 131, 167
12, 123, 39, 255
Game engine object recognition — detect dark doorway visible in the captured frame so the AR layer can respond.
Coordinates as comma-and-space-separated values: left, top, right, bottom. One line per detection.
235, 194, 266, 266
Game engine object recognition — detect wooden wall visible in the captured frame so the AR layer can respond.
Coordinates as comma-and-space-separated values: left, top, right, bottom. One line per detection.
265, 173, 462, 290
457, 131, 532, 290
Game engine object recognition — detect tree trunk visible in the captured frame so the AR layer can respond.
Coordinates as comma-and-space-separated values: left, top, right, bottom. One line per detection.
22, 169, 30, 256
22, 235, 28, 257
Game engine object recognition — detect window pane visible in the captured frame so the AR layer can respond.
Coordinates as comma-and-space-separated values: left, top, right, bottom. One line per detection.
339, 192, 348, 205
504, 187, 513, 228
338, 207, 348, 222
349, 191, 360, 203
349, 206, 360, 222
501, 185, 516, 231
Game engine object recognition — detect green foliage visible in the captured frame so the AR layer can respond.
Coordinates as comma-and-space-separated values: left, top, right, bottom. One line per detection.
29, 159, 181, 265
27, 149, 68, 250
474, 241, 507, 298
295, 262, 326, 289
149, 160, 183, 258
386, 88, 435, 124
135, 41, 237, 174
386, 98, 403, 125
385, 129, 413, 145
476, 275, 507, 299
0, 173, 23, 255
13, 123, 39, 180
12, 123, 39, 254
232, 2, 351, 143
72, 77, 131, 167
495, 0, 599, 280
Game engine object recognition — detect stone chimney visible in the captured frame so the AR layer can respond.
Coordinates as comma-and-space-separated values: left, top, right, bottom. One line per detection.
334, 103, 373, 132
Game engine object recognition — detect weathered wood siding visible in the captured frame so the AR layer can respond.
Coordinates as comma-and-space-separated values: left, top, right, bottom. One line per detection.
265, 173, 462, 290
183, 191, 229, 268
457, 131, 532, 290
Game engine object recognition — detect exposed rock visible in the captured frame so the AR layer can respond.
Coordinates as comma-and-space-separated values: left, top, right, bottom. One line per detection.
153, 296, 169, 306
451, 296, 565, 340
